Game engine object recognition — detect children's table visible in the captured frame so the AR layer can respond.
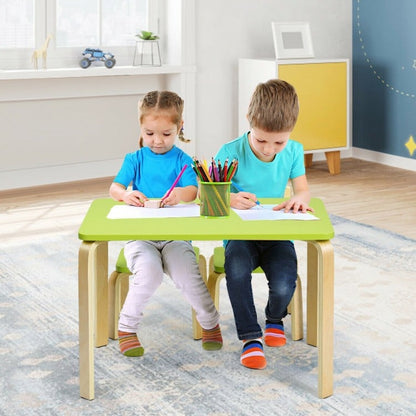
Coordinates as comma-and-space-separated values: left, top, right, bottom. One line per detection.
78, 198, 334, 400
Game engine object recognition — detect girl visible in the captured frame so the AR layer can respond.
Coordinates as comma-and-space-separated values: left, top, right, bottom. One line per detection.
109, 90, 222, 356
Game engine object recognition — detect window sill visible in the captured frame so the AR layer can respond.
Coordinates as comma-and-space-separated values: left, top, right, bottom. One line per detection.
0, 64, 196, 80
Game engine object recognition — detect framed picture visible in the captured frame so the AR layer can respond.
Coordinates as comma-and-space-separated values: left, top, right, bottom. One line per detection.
271, 22, 314, 59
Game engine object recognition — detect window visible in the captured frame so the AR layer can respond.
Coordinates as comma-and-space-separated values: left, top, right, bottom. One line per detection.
0, 0, 34, 49
0, 0, 157, 70
56, 0, 148, 47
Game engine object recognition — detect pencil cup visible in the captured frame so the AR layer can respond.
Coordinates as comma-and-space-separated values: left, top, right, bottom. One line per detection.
199, 182, 231, 217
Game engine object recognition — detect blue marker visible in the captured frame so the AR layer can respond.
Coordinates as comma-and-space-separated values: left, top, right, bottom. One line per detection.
232, 182, 260, 205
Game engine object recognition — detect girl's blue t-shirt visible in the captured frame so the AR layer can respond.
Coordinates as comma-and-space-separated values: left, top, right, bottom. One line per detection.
215, 132, 305, 197
114, 146, 197, 198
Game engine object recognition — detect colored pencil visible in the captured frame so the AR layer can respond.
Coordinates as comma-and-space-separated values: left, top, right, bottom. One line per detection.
200, 161, 212, 182
217, 159, 222, 181
223, 158, 228, 181
226, 159, 238, 181
162, 164, 188, 202
194, 156, 238, 186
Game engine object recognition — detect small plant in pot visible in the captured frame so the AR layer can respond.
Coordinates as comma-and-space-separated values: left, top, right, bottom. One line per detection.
136, 30, 159, 40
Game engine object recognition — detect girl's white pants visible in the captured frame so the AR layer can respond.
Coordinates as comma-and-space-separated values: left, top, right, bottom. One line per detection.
118, 240, 219, 333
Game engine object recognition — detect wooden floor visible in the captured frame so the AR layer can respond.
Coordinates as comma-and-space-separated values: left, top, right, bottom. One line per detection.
1, 158, 415, 243
306, 158, 416, 239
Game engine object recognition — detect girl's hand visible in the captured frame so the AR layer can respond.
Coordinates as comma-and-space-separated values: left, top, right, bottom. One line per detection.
123, 190, 148, 207
230, 192, 258, 209
273, 197, 313, 213
161, 188, 181, 206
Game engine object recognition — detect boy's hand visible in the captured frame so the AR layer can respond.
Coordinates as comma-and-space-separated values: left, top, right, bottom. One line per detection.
230, 192, 258, 209
123, 190, 148, 207
273, 197, 313, 213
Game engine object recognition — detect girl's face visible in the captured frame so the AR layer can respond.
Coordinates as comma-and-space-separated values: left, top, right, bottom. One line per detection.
248, 127, 291, 162
140, 112, 181, 154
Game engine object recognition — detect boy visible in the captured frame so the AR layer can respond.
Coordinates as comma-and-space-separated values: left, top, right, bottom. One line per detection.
215, 79, 312, 369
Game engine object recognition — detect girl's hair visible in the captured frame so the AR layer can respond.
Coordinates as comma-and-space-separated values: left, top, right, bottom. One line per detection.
138, 90, 190, 147
247, 79, 299, 132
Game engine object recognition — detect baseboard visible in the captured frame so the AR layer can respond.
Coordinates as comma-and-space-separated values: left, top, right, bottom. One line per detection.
310, 148, 353, 161
352, 147, 416, 172
0, 158, 123, 191
311, 147, 416, 172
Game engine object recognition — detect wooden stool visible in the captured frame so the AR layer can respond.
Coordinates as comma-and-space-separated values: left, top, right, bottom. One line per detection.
108, 246, 207, 340
196, 246, 304, 341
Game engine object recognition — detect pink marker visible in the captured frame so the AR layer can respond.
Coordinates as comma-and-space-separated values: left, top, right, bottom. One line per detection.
161, 164, 188, 203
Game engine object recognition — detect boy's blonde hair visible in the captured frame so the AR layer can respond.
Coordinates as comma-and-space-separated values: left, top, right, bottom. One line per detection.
247, 79, 299, 132
138, 90, 189, 147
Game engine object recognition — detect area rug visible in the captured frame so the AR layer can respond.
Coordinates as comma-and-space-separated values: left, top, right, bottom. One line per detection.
0, 215, 415, 416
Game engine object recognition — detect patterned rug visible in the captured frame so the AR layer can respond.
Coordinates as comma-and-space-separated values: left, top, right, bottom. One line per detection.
0, 215, 415, 416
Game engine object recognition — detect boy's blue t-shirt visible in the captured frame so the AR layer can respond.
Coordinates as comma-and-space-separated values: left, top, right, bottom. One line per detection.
114, 145, 197, 198
215, 132, 305, 197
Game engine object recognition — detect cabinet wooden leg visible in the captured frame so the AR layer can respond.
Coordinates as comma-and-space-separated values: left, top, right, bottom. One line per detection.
304, 153, 313, 168
325, 151, 341, 175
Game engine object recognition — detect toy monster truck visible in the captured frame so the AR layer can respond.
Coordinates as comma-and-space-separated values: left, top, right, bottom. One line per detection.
79, 48, 116, 69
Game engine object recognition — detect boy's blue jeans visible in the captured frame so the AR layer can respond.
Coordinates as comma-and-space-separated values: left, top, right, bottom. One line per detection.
224, 240, 297, 341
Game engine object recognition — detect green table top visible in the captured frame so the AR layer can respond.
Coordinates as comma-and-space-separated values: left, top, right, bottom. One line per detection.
78, 198, 334, 242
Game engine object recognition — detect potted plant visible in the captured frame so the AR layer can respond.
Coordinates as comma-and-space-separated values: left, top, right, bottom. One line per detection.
136, 30, 159, 41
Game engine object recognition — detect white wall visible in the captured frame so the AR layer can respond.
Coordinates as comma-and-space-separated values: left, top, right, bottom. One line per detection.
0, 73, 186, 189
0, 0, 197, 191
0, 0, 352, 190
194, 0, 352, 158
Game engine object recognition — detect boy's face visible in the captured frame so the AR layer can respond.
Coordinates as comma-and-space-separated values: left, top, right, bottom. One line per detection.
140, 112, 180, 154
248, 127, 291, 162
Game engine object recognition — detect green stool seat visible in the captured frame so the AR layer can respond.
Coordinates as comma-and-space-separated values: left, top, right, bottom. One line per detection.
115, 248, 130, 274
212, 246, 262, 274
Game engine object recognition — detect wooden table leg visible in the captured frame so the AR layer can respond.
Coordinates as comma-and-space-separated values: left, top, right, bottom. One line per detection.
306, 242, 318, 347
78, 241, 108, 400
307, 240, 334, 399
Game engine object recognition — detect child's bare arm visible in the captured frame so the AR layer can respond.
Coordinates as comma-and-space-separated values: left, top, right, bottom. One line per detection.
273, 175, 313, 213
109, 182, 148, 207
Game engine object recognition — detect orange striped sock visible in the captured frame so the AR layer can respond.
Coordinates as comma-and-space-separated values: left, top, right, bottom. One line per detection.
202, 324, 223, 350
240, 339, 267, 369
264, 321, 286, 347
118, 331, 144, 357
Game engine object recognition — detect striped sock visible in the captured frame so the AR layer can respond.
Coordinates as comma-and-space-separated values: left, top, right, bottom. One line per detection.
202, 324, 223, 350
264, 321, 286, 347
118, 331, 144, 357
240, 339, 267, 369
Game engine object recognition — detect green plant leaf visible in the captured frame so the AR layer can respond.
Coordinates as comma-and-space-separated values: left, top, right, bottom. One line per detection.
136, 30, 159, 40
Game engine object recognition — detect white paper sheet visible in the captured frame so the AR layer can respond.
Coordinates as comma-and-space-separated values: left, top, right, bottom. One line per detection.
107, 204, 200, 219
232, 204, 318, 221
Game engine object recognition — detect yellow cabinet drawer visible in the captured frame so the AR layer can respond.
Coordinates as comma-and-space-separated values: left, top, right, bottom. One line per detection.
278, 62, 348, 151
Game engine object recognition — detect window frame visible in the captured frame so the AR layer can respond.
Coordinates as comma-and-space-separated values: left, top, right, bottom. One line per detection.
0, 0, 159, 70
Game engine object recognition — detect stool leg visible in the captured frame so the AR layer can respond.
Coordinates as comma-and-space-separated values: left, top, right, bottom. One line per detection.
192, 255, 207, 340
114, 273, 130, 340
118, 273, 129, 308
206, 255, 224, 311
289, 275, 304, 341
108, 272, 130, 340
108, 271, 120, 340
